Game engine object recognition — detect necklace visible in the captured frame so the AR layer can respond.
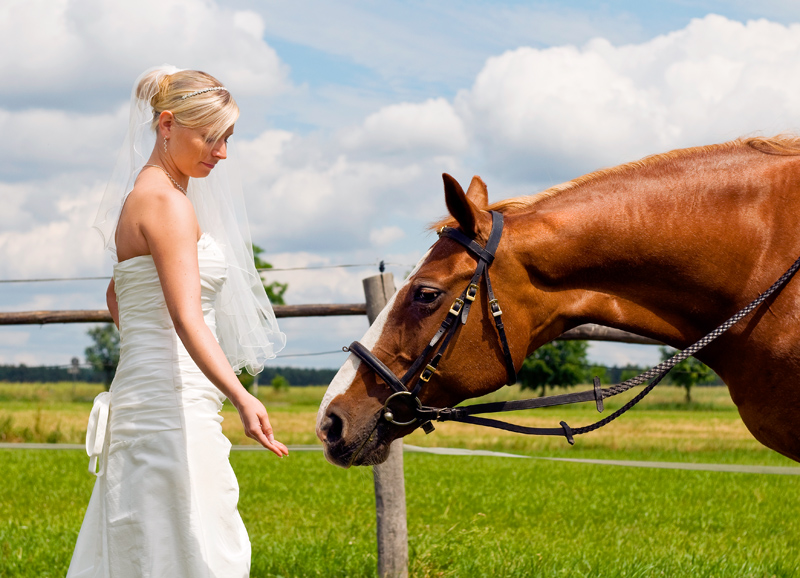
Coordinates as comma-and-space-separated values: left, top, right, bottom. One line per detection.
143, 164, 187, 195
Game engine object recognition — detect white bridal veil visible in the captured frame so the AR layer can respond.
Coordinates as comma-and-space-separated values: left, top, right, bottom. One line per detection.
92, 64, 286, 375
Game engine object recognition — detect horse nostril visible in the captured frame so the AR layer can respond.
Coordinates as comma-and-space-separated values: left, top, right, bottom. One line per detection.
320, 409, 344, 444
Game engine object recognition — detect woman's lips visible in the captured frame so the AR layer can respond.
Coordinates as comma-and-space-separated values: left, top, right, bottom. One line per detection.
202, 162, 216, 169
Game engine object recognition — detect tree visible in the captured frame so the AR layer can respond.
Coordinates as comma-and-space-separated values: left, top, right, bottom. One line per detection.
589, 365, 608, 384
253, 243, 287, 305
518, 341, 589, 396
659, 347, 715, 403
271, 374, 289, 392
620, 365, 645, 383
85, 323, 120, 390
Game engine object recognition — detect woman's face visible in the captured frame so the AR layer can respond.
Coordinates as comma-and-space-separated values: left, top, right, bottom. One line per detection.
169, 123, 234, 179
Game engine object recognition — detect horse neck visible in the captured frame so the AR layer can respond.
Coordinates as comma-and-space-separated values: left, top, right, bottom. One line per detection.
509, 147, 799, 348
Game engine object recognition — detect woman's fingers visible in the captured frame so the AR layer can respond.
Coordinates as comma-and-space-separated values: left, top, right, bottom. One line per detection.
250, 416, 289, 457
259, 415, 289, 457
238, 395, 288, 457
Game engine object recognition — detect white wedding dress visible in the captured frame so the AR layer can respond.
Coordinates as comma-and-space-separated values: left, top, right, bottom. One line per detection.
68, 233, 250, 578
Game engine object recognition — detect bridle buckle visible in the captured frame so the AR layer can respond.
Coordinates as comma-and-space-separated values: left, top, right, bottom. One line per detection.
465, 283, 479, 302
419, 364, 437, 383
489, 299, 503, 317
449, 298, 465, 316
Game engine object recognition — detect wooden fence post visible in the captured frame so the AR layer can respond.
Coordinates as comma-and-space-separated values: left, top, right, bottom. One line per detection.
250, 372, 259, 397
363, 273, 409, 578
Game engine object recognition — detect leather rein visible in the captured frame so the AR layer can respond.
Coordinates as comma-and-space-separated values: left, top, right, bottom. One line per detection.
346, 210, 800, 445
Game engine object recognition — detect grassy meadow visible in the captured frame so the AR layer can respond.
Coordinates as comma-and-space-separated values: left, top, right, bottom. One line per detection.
1, 381, 799, 576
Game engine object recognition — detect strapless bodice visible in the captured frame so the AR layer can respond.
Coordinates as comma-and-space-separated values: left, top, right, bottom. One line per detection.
113, 233, 227, 336
108, 232, 230, 437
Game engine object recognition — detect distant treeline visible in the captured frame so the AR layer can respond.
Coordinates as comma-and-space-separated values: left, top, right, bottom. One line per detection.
599, 364, 723, 386
0, 363, 723, 387
252, 366, 337, 386
0, 365, 103, 383
0, 364, 337, 386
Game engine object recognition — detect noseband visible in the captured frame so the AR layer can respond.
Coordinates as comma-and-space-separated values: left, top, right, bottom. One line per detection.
346, 211, 515, 433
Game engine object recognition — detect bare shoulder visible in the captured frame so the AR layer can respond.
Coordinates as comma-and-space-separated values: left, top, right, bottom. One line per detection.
127, 178, 193, 221
115, 173, 200, 262
129, 178, 198, 241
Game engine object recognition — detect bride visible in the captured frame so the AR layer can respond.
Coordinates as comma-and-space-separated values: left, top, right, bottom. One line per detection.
68, 65, 287, 577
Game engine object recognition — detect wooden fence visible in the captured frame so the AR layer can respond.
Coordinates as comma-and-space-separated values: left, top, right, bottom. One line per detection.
0, 305, 661, 346
0, 278, 662, 578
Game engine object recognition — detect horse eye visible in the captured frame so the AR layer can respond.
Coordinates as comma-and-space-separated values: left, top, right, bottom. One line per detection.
413, 287, 441, 304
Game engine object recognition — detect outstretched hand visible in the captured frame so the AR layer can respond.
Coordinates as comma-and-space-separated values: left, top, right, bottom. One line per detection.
234, 393, 289, 457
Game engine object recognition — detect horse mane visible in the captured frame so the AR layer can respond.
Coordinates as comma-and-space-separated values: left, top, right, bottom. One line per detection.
430, 134, 800, 230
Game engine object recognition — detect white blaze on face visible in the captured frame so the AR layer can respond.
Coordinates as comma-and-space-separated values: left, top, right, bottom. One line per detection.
316, 249, 433, 429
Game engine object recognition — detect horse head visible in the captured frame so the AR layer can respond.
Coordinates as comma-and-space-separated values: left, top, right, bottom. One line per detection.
316, 174, 538, 467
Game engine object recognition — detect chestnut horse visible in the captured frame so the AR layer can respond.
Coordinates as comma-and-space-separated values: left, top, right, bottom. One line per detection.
317, 136, 800, 468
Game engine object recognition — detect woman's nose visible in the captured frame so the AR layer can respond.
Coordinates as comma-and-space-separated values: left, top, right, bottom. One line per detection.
213, 142, 227, 160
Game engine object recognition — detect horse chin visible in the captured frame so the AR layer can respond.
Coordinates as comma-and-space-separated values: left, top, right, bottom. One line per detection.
321, 415, 399, 468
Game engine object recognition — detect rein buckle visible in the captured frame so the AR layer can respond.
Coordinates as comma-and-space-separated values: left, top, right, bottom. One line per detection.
465, 283, 479, 302
449, 298, 465, 316
489, 299, 503, 317
420, 364, 437, 383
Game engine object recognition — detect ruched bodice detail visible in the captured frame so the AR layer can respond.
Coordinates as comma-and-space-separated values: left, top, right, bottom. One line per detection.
114, 232, 226, 335
68, 233, 251, 578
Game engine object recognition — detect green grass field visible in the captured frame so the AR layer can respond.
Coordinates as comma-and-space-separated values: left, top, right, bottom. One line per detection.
1, 382, 799, 576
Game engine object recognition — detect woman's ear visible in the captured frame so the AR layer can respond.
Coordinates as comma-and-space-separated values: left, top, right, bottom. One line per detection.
157, 110, 175, 139
443, 173, 482, 237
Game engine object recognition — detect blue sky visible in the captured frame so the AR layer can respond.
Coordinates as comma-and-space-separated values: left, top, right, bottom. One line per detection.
2, 0, 800, 371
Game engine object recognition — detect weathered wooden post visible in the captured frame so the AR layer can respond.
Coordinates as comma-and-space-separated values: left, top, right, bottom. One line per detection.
250, 372, 259, 397
363, 273, 409, 578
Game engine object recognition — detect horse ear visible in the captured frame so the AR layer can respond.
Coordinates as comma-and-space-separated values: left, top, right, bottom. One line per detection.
443, 173, 479, 237
465, 176, 489, 209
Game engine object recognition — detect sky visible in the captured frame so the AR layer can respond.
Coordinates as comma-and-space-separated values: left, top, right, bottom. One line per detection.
2, 0, 800, 371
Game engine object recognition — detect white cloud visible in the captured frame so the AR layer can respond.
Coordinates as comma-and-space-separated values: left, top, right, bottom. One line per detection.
369, 226, 405, 246
0, 0, 289, 103
0, 332, 29, 347
233, 10, 266, 41
0, 176, 107, 278
457, 15, 800, 183
587, 342, 660, 368
237, 128, 460, 253
265, 251, 368, 303
343, 98, 468, 155
0, 106, 126, 177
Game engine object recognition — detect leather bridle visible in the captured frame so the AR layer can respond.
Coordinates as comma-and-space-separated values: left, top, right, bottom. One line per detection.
345, 210, 800, 444
346, 210, 515, 434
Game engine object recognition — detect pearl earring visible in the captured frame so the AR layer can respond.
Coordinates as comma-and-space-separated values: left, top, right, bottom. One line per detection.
163, 137, 168, 154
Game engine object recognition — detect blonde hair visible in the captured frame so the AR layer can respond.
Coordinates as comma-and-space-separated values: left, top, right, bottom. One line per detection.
137, 69, 239, 142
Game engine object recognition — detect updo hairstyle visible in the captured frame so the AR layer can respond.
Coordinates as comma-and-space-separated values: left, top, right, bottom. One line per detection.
137, 69, 239, 143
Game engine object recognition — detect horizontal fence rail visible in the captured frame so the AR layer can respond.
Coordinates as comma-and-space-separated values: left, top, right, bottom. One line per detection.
0, 304, 367, 325
558, 324, 662, 345
0, 308, 662, 345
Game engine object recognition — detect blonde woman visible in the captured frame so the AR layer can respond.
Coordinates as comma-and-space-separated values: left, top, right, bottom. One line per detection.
68, 66, 287, 577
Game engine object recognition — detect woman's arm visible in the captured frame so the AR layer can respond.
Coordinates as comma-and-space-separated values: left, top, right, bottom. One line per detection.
141, 189, 287, 457
106, 279, 119, 329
